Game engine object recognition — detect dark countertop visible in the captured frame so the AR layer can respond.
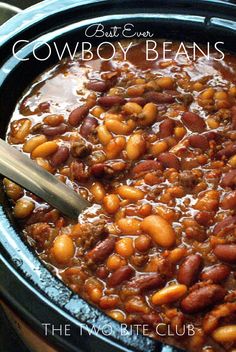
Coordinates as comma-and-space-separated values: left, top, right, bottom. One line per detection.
0, 305, 29, 352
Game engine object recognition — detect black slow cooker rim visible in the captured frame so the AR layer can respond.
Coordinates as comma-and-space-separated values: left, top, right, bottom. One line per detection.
1, 1, 236, 351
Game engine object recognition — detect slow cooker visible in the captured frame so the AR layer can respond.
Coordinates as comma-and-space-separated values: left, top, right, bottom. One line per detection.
1, 1, 236, 351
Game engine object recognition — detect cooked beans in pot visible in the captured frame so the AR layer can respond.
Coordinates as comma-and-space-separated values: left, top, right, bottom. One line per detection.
4, 40, 236, 352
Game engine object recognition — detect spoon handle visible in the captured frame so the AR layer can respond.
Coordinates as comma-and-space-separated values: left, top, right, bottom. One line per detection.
0, 139, 90, 219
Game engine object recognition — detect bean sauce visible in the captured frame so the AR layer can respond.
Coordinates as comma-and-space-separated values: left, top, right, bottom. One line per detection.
4, 40, 236, 352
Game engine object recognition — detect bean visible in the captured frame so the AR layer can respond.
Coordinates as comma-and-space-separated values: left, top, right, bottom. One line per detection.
68, 106, 89, 126
145, 91, 175, 104
108, 310, 125, 322
91, 163, 106, 178
194, 190, 219, 211
105, 119, 135, 135
151, 141, 168, 156
80, 117, 98, 138
98, 96, 126, 107
23, 135, 47, 153
217, 143, 236, 159
141, 215, 176, 248
107, 254, 126, 270
123, 102, 142, 115
99, 295, 118, 309
97, 125, 112, 145
201, 264, 230, 283
212, 325, 236, 343
189, 134, 209, 151
156, 76, 174, 89
35, 157, 54, 173
221, 170, 236, 188
3, 179, 23, 201
177, 254, 202, 286
135, 235, 152, 252
195, 211, 214, 227
31, 141, 58, 159
213, 244, 236, 263
141, 103, 158, 126
50, 146, 70, 167
115, 238, 134, 257
128, 97, 146, 106
126, 133, 146, 160
213, 215, 236, 235
157, 152, 180, 170
90, 182, 106, 202
152, 284, 187, 305
41, 123, 67, 136
117, 218, 141, 235
52, 234, 74, 264
86, 81, 109, 92
108, 265, 134, 287
43, 114, 64, 126
13, 199, 35, 218
38, 102, 50, 112
159, 119, 175, 138
86, 237, 116, 263
127, 273, 165, 292
221, 190, 236, 209
14, 118, 32, 142
181, 112, 206, 132
103, 194, 120, 214
181, 284, 226, 313
132, 160, 162, 176
117, 185, 144, 201
229, 154, 236, 168
105, 137, 126, 159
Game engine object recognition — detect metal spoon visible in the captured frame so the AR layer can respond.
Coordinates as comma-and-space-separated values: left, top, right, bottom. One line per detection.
0, 139, 90, 219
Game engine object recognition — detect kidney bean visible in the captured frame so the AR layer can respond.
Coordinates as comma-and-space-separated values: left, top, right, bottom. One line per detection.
142, 314, 162, 327
98, 96, 126, 107
221, 190, 236, 209
216, 143, 236, 159
195, 211, 214, 227
201, 264, 230, 283
38, 101, 50, 112
159, 119, 175, 137
127, 273, 165, 292
213, 215, 236, 235
86, 237, 116, 263
91, 163, 105, 178
132, 160, 162, 176
188, 134, 209, 151
177, 254, 202, 286
68, 105, 89, 127
213, 244, 236, 264
221, 170, 236, 189
181, 112, 206, 132
80, 117, 98, 138
41, 123, 67, 136
50, 146, 70, 167
86, 81, 109, 92
157, 152, 180, 170
108, 265, 134, 287
128, 97, 147, 106
144, 91, 175, 104
203, 131, 221, 142
181, 284, 226, 313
